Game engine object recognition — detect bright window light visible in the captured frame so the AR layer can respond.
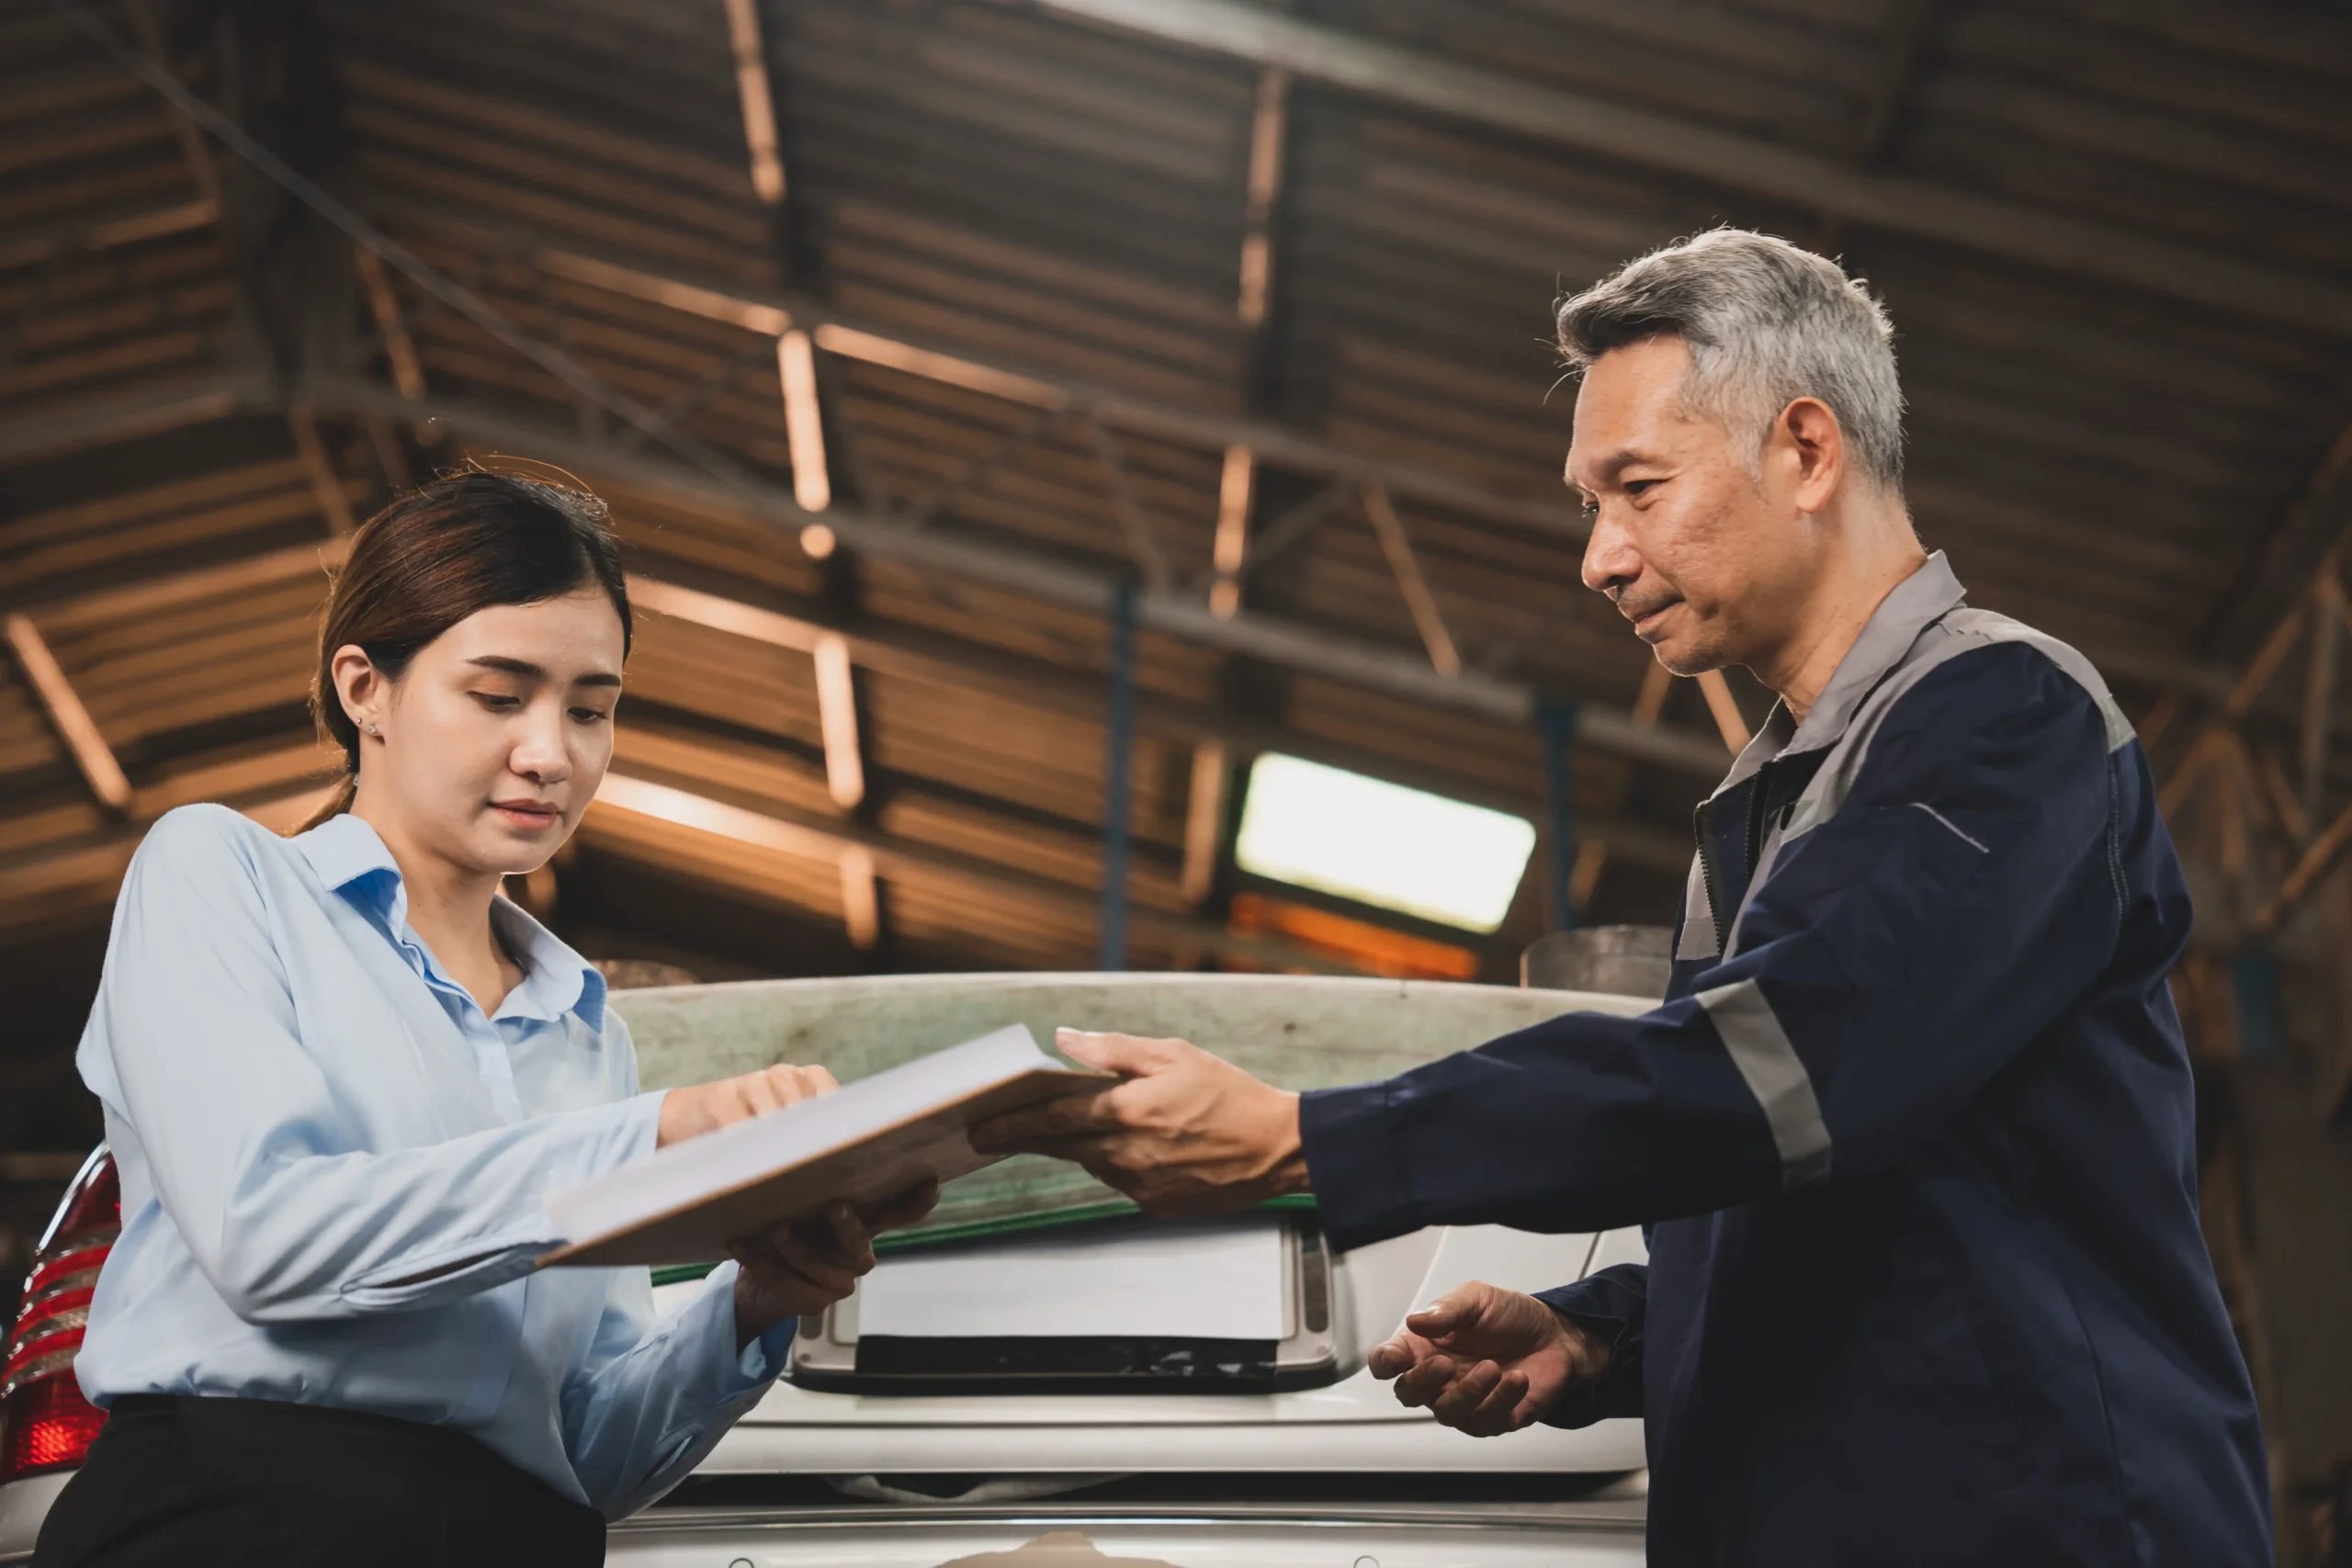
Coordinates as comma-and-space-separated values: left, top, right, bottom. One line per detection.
1233, 754, 1536, 933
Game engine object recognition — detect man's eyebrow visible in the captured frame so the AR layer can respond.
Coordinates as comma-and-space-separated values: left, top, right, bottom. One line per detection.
1587, 446, 1643, 482
466, 655, 623, 689
1565, 446, 1642, 498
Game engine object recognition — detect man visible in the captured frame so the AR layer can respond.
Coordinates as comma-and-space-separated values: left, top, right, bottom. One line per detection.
977, 230, 2270, 1565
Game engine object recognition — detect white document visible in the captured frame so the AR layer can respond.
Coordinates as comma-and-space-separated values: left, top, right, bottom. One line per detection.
544, 1024, 1054, 1247
856, 1213, 1288, 1341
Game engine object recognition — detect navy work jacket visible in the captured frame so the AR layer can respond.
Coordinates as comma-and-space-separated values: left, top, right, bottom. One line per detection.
1298, 554, 2269, 1566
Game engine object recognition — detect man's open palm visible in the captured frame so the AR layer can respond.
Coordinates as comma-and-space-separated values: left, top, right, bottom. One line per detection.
1369, 1280, 1610, 1438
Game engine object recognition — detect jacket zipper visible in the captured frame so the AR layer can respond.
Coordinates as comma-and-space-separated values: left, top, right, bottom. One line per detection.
1693, 797, 1731, 955
1696, 766, 1780, 959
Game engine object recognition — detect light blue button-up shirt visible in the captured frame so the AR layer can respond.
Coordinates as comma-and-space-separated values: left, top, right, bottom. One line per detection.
74, 805, 788, 1518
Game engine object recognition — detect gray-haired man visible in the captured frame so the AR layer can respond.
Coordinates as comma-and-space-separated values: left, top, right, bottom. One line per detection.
979, 231, 2269, 1565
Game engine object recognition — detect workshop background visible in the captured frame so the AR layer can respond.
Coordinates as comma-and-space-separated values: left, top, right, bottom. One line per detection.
2, 0, 2348, 1555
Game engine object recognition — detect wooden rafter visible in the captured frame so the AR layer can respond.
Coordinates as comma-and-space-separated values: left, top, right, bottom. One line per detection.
2250, 800, 2352, 940
1076, 416, 1175, 592
1209, 444, 1252, 620
286, 407, 356, 535
720, 0, 786, 206
353, 243, 426, 401
125, 0, 224, 211
1209, 62, 1291, 622
5, 613, 133, 812
810, 631, 865, 811
1235, 65, 1288, 330
837, 843, 879, 951
1179, 740, 1227, 907
1361, 482, 1461, 680
777, 329, 831, 513
2303, 572, 2343, 825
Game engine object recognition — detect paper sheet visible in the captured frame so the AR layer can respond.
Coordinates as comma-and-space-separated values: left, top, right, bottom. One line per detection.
855, 1213, 1287, 1341
546, 1024, 1054, 1246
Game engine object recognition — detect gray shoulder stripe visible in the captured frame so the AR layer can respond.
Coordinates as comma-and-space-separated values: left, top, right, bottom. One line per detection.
1937, 609, 2134, 753
1781, 612, 2132, 844
1909, 801, 1988, 852
1697, 978, 1833, 1190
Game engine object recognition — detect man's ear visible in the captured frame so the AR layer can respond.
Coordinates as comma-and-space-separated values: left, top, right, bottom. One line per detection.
1779, 397, 1845, 514
330, 644, 383, 735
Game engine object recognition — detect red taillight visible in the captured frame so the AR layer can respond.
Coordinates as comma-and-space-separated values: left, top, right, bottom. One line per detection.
0, 1379, 107, 1475
1, 1149, 118, 1483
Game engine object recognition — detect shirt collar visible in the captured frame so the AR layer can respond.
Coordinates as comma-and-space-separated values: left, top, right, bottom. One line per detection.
1710, 550, 1968, 794
291, 812, 606, 1031
490, 897, 607, 1031
292, 809, 401, 897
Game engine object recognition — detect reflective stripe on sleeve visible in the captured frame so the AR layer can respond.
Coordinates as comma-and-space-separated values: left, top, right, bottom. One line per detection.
1696, 978, 1833, 1189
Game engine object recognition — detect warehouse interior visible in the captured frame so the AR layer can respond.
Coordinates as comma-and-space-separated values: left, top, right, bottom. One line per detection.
2, 0, 2349, 1555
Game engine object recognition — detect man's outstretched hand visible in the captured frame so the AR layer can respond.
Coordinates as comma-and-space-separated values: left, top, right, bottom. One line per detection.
1369, 1280, 1612, 1438
968, 1029, 1310, 1215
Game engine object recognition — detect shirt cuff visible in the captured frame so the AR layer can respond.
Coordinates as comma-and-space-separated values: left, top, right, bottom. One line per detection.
1298, 1082, 1422, 1252
740, 1310, 797, 1383
678, 1262, 795, 1395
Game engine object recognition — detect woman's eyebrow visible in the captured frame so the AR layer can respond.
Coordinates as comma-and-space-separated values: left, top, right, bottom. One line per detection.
466, 655, 622, 688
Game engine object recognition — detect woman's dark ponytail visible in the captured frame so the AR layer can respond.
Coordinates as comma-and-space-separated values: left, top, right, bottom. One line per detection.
300, 471, 631, 831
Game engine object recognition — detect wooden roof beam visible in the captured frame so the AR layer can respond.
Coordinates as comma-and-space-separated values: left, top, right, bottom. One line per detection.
286, 408, 357, 536
0, 373, 264, 468
1020, 0, 2352, 338
5, 613, 133, 812
0, 197, 218, 273
1210, 62, 1294, 621
720, 0, 786, 207
1361, 482, 1462, 679
2205, 412, 2352, 657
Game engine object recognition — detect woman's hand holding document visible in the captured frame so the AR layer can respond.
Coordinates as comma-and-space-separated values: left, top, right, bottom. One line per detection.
725, 1183, 940, 1350
655, 1059, 844, 1147
539, 1025, 1110, 1270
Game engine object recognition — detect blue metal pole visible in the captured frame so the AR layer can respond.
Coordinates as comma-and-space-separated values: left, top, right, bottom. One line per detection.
1099, 581, 1138, 970
1538, 697, 1577, 931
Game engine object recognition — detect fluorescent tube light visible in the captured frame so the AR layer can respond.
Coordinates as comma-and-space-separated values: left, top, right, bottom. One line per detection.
1233, 754, 1535, 933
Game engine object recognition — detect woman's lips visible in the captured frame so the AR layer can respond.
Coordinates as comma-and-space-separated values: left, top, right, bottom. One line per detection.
492, 802, 560, 830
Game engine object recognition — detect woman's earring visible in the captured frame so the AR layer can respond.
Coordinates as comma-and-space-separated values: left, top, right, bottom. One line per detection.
364, 724, 379, 736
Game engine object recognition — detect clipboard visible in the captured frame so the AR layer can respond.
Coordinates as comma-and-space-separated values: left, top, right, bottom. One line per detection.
538, 1026, 1112, 1269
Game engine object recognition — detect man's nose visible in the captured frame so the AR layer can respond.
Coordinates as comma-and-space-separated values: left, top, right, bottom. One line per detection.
1581, 511, 1640, 595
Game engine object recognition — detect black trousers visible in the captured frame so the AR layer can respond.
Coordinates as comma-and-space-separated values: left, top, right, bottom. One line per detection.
31, 1394, 605, 1568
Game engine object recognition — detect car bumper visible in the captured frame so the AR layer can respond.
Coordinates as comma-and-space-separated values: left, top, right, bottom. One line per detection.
0, 1472, 72, 1562
606, 1499, 1648, 1565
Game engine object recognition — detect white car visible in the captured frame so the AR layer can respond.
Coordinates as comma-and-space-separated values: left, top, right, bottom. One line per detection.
3, 975, 1650, 1564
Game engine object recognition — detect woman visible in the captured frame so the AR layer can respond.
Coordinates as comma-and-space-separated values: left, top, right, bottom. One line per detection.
34, 472, 933, 1566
